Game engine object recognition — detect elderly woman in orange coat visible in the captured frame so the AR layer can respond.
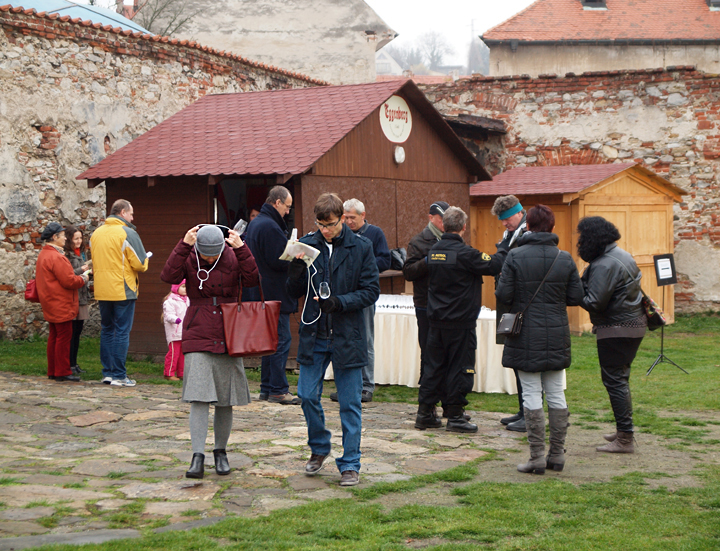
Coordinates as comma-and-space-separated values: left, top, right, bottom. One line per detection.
36, 222, 89, 382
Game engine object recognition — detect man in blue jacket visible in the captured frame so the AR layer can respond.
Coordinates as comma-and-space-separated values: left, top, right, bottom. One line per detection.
244, 186, 300, 405
287, 193, 380, 487
333, 198, 390, 403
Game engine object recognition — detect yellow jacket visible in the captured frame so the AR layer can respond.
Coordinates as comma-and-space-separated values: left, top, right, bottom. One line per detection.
90, 216, 149, 301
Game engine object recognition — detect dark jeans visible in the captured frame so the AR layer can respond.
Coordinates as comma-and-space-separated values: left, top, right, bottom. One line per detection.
260, 313, 291, 396
419, 325, 476, 408
99, 300, 136, 380
69, 319, 85, 367
415, 307, 429, 386
597, 337, 643, 433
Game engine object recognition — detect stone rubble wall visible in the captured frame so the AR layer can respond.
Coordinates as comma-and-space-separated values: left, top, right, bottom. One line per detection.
422, 67, 720, 312
0, 7, 320, 340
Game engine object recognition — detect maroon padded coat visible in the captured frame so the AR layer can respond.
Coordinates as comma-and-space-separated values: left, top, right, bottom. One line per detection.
160, 240, 259, 354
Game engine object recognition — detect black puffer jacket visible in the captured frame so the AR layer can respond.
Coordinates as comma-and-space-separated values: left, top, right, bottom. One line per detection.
580, 243, 644, 326
402, 224, 440, 309
496, 232, 583, 373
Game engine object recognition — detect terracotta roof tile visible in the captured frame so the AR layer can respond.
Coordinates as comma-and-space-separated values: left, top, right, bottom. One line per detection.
79, 81, 413, 180
469, 163, 637, 196
483, 0, 720, 42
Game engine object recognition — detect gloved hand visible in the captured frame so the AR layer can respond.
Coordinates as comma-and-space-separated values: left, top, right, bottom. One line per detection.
496, 234, 512, 252
175, 318, 182, 324
319, 296, 342, 314
288, 258, 306, 281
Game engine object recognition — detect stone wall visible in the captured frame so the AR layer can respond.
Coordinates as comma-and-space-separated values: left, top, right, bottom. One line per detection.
0, 6, 319, 340
422, 66, 720, 312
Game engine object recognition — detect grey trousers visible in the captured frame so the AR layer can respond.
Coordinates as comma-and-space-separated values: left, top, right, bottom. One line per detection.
517, 370, 567, 410
361, 304, 375, 393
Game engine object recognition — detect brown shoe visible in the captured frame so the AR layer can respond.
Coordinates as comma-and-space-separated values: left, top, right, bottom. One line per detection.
165, 376, 180, 381
305, 453, 327, 475
596, 431, 635, 453
268, 393, 301, 405
339, 470, 360, 486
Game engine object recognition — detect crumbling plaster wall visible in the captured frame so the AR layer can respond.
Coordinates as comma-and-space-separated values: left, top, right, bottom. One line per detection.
177, 0, 397, 85
423, 67, 720, 312
0, 7, 318, 340
488, 43, 720, 79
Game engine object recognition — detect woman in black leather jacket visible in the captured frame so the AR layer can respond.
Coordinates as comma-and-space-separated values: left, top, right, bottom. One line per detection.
578, 217, 646, 454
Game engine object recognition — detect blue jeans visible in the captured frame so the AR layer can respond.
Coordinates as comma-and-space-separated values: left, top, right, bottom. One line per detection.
260, 313, 291, 396
360, 304, 375, 393
99, 300, 136, 380
297, 339, 363, 473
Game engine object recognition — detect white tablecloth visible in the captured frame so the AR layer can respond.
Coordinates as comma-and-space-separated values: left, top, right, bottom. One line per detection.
326, 296, 518, 395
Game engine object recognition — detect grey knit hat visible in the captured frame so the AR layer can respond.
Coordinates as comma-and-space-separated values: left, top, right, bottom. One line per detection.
196, 225, 225, 256
41, 222, 64, 241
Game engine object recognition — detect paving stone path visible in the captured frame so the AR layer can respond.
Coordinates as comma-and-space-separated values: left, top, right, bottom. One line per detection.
0, 370, 718, 550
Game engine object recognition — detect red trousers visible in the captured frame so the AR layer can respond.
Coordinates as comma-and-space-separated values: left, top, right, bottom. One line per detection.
164, 340, 184, 378
48, 321, 73, 378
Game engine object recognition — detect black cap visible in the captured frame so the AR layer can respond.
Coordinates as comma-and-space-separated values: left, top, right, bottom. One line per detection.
40, 222, 64, 241
429, 201, 449, 216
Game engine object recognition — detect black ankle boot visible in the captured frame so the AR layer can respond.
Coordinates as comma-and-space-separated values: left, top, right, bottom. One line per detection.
445, 405, 478, 433
415, 403, 442, 430
186, 453, 205, 479
213, 449, 231, 475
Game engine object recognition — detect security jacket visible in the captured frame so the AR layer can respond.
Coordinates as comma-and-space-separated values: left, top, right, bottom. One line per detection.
90, 216, 149, 301
427, 233, 507, 329
403, 224, 440, 309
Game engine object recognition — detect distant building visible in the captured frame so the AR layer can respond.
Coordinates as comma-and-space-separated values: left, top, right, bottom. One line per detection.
376, 49, 404, 76
483, 0, 720, 77
174, 0, 397, 84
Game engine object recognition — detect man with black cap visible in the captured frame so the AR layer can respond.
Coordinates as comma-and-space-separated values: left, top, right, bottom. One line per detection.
491, 195, 528, 432
403, 201, 448, 396
91, 199, 149, 387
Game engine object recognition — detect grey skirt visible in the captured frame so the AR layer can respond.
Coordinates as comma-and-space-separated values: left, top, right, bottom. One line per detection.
76, 304, 90, 321
181, 352, 251, 406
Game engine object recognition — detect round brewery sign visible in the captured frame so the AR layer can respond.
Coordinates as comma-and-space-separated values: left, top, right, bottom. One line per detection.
379, 95, 412, 143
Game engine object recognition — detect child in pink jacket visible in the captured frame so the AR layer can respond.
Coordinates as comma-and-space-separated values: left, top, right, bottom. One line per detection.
162, 280, 188, 380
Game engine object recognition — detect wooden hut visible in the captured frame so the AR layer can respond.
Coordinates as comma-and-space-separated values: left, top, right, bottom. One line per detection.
78, 80, 490, 357
469, 163, 685, 334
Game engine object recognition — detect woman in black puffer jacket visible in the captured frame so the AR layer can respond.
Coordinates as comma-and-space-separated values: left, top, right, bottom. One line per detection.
496, 205, 583, 474
577, 216, 646, 455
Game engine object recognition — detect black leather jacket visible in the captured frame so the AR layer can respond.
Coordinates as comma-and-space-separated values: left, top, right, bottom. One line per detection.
403, 224, 440, 309
581, 243, 644, 326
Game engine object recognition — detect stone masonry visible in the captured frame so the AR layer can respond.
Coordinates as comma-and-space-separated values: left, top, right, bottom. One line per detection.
0, 6, 321, 340
422, 67, 720, 312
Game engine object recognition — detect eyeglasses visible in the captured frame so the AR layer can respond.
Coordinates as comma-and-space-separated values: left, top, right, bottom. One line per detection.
315, 219, 341, 229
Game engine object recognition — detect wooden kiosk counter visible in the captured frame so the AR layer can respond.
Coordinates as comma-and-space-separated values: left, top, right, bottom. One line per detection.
469, 163, 685, 334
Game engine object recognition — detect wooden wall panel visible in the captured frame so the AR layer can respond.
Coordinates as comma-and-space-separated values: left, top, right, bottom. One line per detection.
106, 176, 212, 357
312, 99, 472, 184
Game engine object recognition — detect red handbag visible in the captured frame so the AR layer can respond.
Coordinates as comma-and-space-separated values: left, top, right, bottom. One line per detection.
220, 283, 280, 357
24, 279, 40, 303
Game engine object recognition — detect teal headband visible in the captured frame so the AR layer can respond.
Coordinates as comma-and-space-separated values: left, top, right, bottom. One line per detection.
499, 203, 523, 220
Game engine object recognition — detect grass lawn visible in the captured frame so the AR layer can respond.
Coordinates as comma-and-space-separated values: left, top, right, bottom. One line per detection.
0, 314, 719, 550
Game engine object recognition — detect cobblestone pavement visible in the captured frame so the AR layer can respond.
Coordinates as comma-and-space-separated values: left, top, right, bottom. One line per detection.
0, 370, 718, 549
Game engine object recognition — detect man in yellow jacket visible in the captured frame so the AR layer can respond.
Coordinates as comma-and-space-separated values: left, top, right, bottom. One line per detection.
90, 199, 149, 387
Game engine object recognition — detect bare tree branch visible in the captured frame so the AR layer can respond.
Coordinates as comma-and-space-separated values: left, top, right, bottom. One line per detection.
418, 31, 454, 71
132, 0, 201, 36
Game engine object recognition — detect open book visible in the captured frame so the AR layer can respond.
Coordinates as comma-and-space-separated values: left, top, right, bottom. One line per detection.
279, 229, 320, 266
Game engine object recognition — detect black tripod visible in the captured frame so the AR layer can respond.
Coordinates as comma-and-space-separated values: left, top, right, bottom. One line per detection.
646, 291, 688, 376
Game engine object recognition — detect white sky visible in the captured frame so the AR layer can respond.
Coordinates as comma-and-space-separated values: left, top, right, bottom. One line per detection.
364, 0, 537, 66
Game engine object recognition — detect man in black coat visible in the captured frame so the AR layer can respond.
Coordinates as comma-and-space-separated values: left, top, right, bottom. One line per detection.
417, 206, 507, 433
403, 201, 447, 387
244, 186, 300, 405
491, 194, 529, 432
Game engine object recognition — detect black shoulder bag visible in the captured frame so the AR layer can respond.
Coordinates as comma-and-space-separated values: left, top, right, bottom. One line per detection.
497, 250, 562, 337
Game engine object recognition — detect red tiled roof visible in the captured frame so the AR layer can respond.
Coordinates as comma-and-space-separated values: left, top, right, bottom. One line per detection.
79, 80, 489, 180
469, 163, 637, 196
483, 0, 720, 43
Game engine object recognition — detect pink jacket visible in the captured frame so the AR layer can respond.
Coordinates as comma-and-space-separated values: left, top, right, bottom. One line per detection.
163, 293, 189, 344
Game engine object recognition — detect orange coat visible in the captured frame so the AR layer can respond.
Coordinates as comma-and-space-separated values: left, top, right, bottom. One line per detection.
36, 245, 86, 323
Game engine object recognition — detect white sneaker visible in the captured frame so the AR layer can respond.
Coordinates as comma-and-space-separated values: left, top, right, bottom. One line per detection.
102, 377, 112, 384
110, 377, 136, 387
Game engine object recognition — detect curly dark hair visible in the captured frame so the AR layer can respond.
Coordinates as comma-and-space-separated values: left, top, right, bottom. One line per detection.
576, 216, 621, 262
